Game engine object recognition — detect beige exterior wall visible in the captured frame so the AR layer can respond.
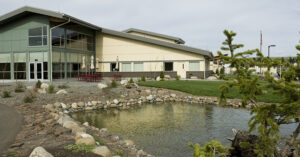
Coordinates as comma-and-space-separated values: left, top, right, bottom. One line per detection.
95, 32, 207, 78
127, 31, 175, 44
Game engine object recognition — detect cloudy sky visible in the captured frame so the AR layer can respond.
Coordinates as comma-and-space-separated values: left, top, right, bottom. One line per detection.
1, 0, 299, 56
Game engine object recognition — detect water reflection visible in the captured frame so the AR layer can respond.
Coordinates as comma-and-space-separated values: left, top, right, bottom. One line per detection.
71, 103, 296, 157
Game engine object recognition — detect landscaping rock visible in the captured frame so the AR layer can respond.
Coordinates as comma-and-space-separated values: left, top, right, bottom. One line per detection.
40, 83, 49, 89
37, 89, 46, 94
78, 102, 85, 107
61, 103, 67, 109
123, 139, 135, 146
92, 146, 111, 157
71, 103, 78, 109
113, 99, 119, 104
146, 95, 153, 101
56, 89, 67, 95
83, 122, 89, 126
98, 83, 108, 89
156, 77, 160, 81
190, 76, 198, 79
29, 146, 53, 157
141, 89, 151, 96
206, 76, 218, 80
120, 80, 128, 85
54, 102, 61, 108
170, 93, 176, 98
75, 133, 96, 145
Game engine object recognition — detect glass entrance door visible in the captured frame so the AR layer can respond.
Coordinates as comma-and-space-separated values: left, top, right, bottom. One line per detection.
29, 62, 43, 81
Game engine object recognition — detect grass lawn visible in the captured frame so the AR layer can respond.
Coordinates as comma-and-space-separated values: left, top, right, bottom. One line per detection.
138, 80, 284, 103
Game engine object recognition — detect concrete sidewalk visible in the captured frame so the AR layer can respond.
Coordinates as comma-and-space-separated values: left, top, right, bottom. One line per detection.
0, 104, 22, 155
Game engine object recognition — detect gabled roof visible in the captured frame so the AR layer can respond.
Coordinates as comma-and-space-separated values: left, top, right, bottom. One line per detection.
103, 28, 213, 58
0, 6, 213, 58
0, 6, 101, 30
123, 28, 185, 44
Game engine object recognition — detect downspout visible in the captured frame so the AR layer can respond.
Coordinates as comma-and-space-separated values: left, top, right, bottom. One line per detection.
49, 17, 71, 82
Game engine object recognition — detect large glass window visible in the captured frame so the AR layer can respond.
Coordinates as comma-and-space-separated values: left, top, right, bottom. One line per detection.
52, 27, 65, 47
28, 26, 47, 46
164, 62, 173, 71
52, 51, 65, 79
122, 62, 131, 72
189, 61, 200, 71
134, 62, 144, 72
66, 29, 95, 51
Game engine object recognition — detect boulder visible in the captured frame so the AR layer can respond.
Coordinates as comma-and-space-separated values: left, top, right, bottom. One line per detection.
206, 76, 218, 80
56, 89, 67, 95
78, 102, 85, 107
45, 104, 54, 111
54, 102, 61, 108
120, 80, 128, 85
113, 99, 119, 104
170, 94, 176, 98
92, 146, 111, 157
91, 101, 98, 106
87, 102, 93, 107
83, 122, 89, 126
37, 88, 46, 94
146, 95, 153, 101
26, 86, 34, 90
98, 83, 108, 89
137, 150, 147, 157
164, 75, 171, 79
123, 140, 134, 146
63, 121, 78, 130
71, 103, 78, 109
75, 133, 96, 145
230, 130, 260, 157
100, 128, 108, 133
29, 146, 53, 157
40, 83, 49, 89
61, 103, 67, 109
156, 77, 160, 81
140, 90, 151, 96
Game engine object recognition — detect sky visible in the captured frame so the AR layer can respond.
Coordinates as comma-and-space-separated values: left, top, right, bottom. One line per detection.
0, 0, 299, 57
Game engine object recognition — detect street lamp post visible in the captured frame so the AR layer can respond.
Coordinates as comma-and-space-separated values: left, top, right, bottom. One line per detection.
268, 45, 276, 58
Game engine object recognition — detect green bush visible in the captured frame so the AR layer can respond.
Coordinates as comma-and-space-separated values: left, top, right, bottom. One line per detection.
1, 91, 11, 98
111, 80, 117, 88
15, 82, 24, 93
115, 149, 123, 156
160, 72, 164, 79
95, 138, 104, 146
175, 75, 181, 81
129, 78, 134, 83
219, 67, 225, 79
48, 84, 55, 94
189, 140, 231, 157
216, 69, 220, 76
23, 95, 33, 103
35, 80, 42, 89
141, 76, 146, 82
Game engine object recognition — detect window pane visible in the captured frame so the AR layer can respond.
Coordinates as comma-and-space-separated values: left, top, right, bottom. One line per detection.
43, 26, 47, 36
0, 72, 11, 79
43, 36, 47, 45
111, 63, 119, 72
29, 37, 42, 46
164, 62, 173, 71
189, 61, 200, 71
52, 27, 64, 37
134, 62, 143, 72
14, 72, 26, 79
29, 27, 42, 36
14, 63, 26, 71
0, 63, 10, 71
122, 63, 131, 72
43, 62, 48, 71
52, 37, 61, 47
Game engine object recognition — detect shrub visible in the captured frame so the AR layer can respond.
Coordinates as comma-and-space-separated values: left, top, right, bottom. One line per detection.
175, 75, 181, 81
95, 138, 104, 146
141, 76, 146, 82
1, 91, 11, 98
160, 72, 164, 79
48, 84, 55, 94
216, 69, 220, 76
111, 80, 117, 88
23, 95, 33, 103
129, 78, 134, 83
15, 82, 24, 93
64, 144, 95, 153
115, 149, 123, 156
219, 67, 225, 79
35, 80, 42, 89
189, 140, 231, 157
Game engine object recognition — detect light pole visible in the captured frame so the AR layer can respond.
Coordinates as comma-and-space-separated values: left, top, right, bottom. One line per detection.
268, 45, 276, 58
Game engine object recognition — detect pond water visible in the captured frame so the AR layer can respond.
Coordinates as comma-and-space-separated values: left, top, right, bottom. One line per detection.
70, 103, 297, 157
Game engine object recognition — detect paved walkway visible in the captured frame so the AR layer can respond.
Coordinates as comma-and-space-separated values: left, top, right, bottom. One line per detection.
0, 104, 22, 155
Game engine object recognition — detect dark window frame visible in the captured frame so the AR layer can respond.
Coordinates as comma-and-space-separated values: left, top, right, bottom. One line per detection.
110, 62, 119, 72
164, 62, 173, 71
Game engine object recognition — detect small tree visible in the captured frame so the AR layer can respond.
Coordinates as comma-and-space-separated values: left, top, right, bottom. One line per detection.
189, 140, 231, 157
219, 67, 225, 79
216, 69, 219, 76
217, 30, 300, 156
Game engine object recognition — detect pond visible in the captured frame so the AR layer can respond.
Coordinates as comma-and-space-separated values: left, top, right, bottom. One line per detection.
70, 103, 296, 157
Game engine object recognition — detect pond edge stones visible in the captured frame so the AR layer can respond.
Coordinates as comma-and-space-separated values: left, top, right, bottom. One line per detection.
43, 86, 258, 157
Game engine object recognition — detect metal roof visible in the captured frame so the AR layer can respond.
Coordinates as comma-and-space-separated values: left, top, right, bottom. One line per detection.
0, 6, 102, 30
123, 28, 185, 44
103, 28, 213, 58
0, 6, 213, 58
